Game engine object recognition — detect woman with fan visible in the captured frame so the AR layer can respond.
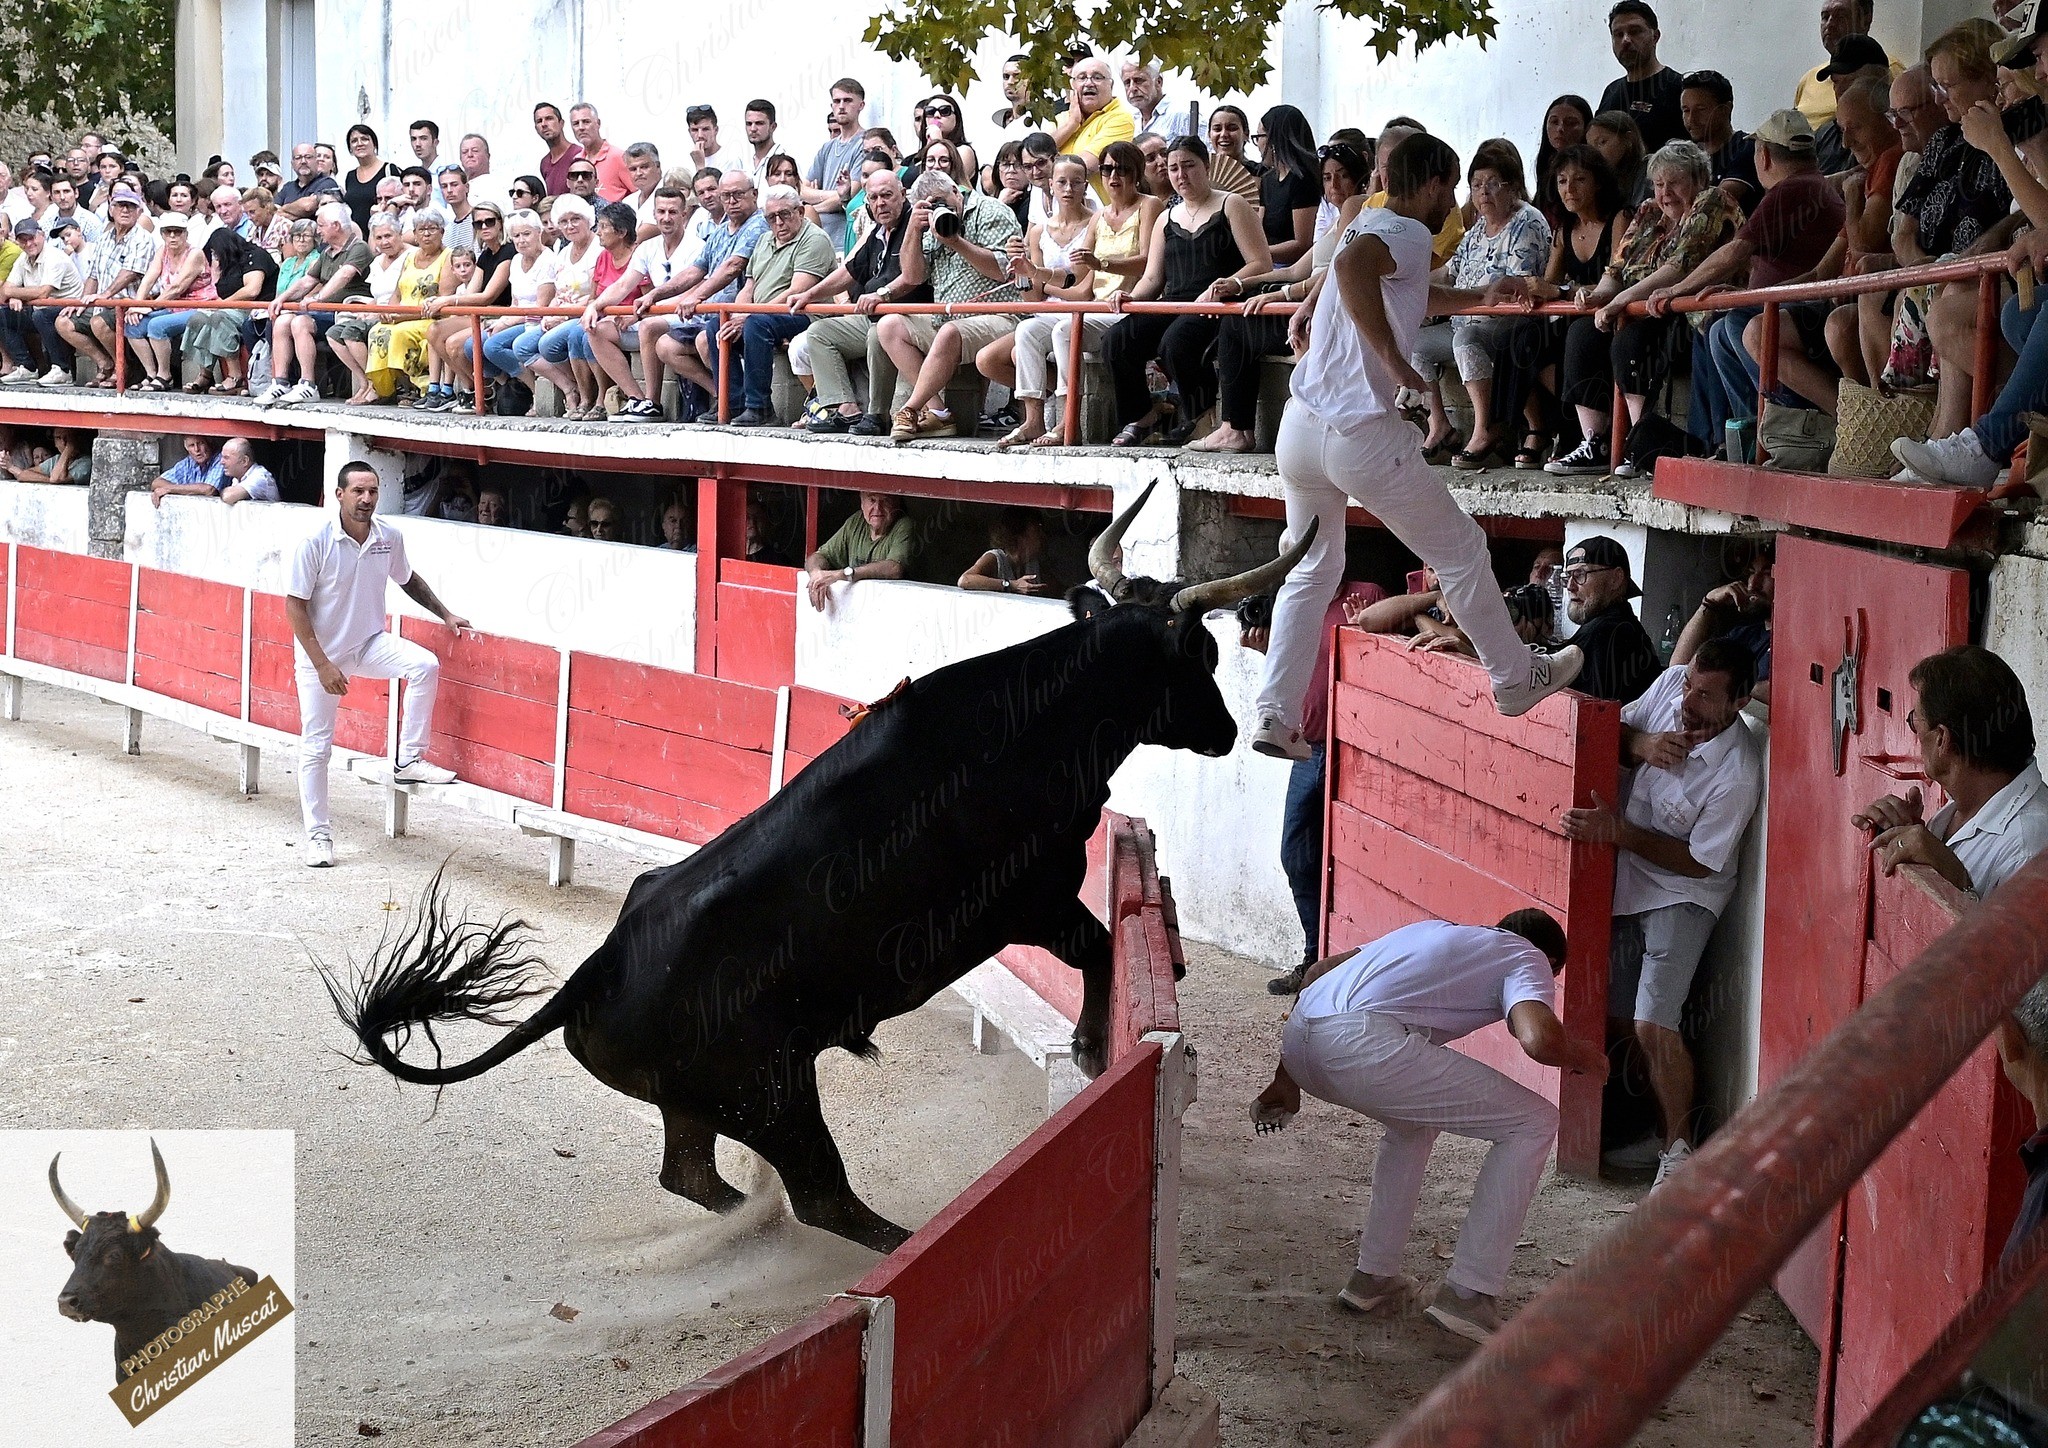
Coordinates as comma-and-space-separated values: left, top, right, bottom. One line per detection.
1102, 135, 1271, 447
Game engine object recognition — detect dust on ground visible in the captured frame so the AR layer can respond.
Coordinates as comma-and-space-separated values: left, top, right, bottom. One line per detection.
1172, 939, 1821, 1446
0, 682, 1047, 1446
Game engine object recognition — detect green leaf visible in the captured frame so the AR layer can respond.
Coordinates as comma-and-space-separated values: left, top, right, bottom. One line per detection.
0, 0, 174, 136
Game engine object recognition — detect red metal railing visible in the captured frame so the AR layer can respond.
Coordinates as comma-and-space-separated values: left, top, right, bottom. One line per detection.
1368, 853, 2048, 1448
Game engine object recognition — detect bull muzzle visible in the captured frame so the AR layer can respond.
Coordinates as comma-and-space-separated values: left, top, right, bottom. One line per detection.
1088, 480, 1319, 613
50, 1138, 171, 1232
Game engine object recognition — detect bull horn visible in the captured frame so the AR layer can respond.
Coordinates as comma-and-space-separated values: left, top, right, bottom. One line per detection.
133, 1139, 170, 1231
1088, 480, 1159, 601
49, 1154, 88, 1230
1171, 516, 1321, 614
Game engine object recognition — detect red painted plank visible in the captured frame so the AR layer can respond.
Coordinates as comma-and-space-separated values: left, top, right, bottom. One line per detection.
569, 652, 778, 751
996, 945, 1084, 1023
1332, 743, 1571, 911
1655, 457, 1984, 551
14, 587, 130, 652
788, 686, 856, 759
1327, 859, 1433, 952
423, 738, 554, 803
14, 630, 125, 681
1331, 684, 1576, 830
855, 1047, 1156, 1448
137, 568, 242, 634
1335, 629, 1578, 763
716, 580, 796, 689
566, 709, 771, 816
134, 657, 241, 715
717, 557, 800, 588
562, 768, 740, 845
402, 618, 561, 699
1330, 801, 1546, 928
431, 681, 559, 762
19, 547, 131, 608
572, 1296, 865, 1448
134, 617, 241, 678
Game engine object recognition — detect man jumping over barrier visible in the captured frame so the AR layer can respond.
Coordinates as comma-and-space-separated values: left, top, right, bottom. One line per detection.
1248, 132, 1582, 762
285, 461, 467, 867
1251, 912, 1608, 1341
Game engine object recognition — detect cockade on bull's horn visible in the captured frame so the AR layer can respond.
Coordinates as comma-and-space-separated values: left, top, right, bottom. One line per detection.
322, 481, 1314, 1255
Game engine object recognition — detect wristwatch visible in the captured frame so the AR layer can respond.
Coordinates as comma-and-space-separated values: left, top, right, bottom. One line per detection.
843, 566, 856, 581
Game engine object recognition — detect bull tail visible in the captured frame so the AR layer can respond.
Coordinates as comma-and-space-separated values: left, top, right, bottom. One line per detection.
318, 866, 589, 1087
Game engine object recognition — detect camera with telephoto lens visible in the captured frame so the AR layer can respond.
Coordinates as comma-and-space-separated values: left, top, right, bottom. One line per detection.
1235, 593, 1274, 632
931, 207, 962, 239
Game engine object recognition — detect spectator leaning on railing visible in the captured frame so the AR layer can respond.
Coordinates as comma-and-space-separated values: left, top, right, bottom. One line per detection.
716, 185, 836, 425
0, 216, 84, 386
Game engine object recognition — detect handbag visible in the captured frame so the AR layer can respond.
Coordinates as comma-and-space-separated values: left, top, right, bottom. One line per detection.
1758, 402, 1837, 472
1880, 284, 1939, 392
1828, 380, 1935, 478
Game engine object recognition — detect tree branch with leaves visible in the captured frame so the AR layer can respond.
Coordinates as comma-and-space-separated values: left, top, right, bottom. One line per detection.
0, 0, 174, 139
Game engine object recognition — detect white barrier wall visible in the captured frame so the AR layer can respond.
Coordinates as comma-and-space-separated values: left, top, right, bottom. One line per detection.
795, 577, 1302, 966
0, 482, 89, 554
124, 496, 697, 671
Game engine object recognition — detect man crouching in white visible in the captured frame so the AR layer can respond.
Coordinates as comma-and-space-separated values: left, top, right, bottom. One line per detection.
1251, 910, 1606, 1341
286, 461, 469, 867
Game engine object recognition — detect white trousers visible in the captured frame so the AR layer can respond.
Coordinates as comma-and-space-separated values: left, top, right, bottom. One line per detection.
1014, 311, 1117, 402
1257, 403, 1531, 726
294, 632, 441, 835
1283, 1008, 1558, 1297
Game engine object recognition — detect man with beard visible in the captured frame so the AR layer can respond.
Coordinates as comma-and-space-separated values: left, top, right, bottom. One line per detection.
1559, 536, 1660, 705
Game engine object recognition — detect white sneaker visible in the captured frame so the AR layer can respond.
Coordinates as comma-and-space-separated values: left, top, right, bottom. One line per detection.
0, 365, 34, 384
1494, 644, 1583, 718
393, 757, 457, 785
1891, 428, 2000, 487
1602, 1134, 1664, 1171
305, 833, 334, 868
1613, 459, 1640, 480
1652, 1138, 1693, 1190
276, 380, 319, 407
252, 381, 287, 405
1249, 709, 1311, 761
37, 366, 69, 387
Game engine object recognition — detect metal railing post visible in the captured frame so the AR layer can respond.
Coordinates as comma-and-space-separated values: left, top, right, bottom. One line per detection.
1755, 302, 1779, 464
716, 308, 731, 423
1972, 267, 2000, 423
1064, 303, 1086, 443
1608, 384, 1627, 471
470, 314, 487, 415
112, 299, 126, 393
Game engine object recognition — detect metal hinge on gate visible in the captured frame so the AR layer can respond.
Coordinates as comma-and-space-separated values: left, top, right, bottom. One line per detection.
1830, 609, 1868, 777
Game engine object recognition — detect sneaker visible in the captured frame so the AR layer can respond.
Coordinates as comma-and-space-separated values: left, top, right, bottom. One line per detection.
1652, 1138, 1693, 1190
728, 408, 770, 426
305, 833, 334, 868
1337, 1270, 1419, 1315
0, 365, 33, 384
416, 388, 455, 412
611, 397, 661, 422
889, 406, 922, 443
1602, 1134, 1665, 1171
392, 758, 457, 785
1544, 438, 1609, 476
277, 380, 319, 407
1891, 428, 2001, 487
849, 412, 888, 437
252, 381, 288, 406
807, 409, 854, 435
917, 406, 957, 438
37, 366, 70, 387
1424, 1282, 1500, 1342
1494, 644, 1584, 718
1249, 709, 1311, 761
1613, 459, 1640, 480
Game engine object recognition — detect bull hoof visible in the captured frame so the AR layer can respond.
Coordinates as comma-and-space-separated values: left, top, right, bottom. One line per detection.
1073, 1037, 1106, 1080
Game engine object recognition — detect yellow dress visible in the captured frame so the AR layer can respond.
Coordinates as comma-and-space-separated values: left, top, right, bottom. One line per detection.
1090, 207, 1144, 300
366, 248, 450, 395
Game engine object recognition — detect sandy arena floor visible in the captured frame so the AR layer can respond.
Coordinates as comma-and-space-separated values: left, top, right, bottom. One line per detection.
2, 679, 1821, 1446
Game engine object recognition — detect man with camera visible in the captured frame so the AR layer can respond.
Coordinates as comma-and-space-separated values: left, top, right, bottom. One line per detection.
873, 169, 1021, 441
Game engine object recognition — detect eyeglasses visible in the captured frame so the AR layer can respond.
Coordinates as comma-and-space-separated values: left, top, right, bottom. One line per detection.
926, 105, 957, 118
1252, 132, 1269, 144
569, 169, 596, 179
510, 186, 536, 197
477, 217, 502, 227
1560, 564, 1617, 583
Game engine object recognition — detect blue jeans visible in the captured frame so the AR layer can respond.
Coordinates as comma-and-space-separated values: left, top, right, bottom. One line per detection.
536, 319, 593, 365
1279, 744, 1326, 962
1687, 327, 1733, 451
0, 304, 72, 369
124, 309, 193, 343
713, 311, 809, 413
481, 321, 544, 379
1708, 307, 1762, 422
1977, 294, 2047, 463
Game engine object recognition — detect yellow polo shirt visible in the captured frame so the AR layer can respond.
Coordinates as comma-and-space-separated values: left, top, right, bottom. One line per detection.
1059, 96, 1137, 161
1364, 189, 1465, 267
1793, 55, 1906, 129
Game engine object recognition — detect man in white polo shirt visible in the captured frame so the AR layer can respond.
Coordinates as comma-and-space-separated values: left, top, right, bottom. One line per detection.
1251, 910, 1606, 1342
1563, 637, 1763, 1188
285, 461, 467, 868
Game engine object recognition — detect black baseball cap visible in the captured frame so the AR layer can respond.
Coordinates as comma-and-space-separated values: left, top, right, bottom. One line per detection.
1566, 535, 1641, 597
1817, 34, 1889, 80
1999, 15, 2047, 70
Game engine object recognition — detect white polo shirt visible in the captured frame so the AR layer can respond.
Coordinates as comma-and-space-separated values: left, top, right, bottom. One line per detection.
1296, 919, 1556, 1042
1931, 758, 2048, 899
1290, 207, 1434, 436
1614, 665, 1764, 918
286, 514, 411, 663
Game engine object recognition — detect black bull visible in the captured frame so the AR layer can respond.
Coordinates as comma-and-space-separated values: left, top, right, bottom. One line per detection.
51, 1140, 259, 1382
326, 486, 1314, 1251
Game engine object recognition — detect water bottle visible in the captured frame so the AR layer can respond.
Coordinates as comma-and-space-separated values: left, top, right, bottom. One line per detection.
1658, 605, 1682, 665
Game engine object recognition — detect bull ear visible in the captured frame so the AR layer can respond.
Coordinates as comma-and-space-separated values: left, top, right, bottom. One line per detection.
63, 1229, 82, 1257
1066, 584, 1110, 622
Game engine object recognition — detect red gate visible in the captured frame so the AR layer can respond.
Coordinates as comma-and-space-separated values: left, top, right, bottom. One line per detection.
1324, 629, 1620, 1174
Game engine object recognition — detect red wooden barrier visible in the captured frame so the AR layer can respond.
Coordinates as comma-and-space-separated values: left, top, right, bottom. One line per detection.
715, 558, 798, 690
1325, 629, 1619, 1175
564, 652, 778, 843
245, 592, 390, 755
852, 1044, 1160, 1448
13, 549, 130, 682
784, 683, 855, 780
133, 568, 243, 716
401, 618, 559, 804
574, 1294, 867, 1448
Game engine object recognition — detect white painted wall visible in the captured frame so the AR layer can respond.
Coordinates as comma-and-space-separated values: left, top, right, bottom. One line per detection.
794, 575, 1302, 966
0, 482, 89, 553
122, 496, 697, 670
1986, 554, 2048, 719
219, 0, 273, 177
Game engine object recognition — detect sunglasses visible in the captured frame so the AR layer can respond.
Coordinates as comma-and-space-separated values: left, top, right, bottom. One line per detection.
926, 105, 957, 118
569, 170, 596, 179
510, 186, 536, 196
1098, 163, 1128, 176
477, 216, 502, 226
